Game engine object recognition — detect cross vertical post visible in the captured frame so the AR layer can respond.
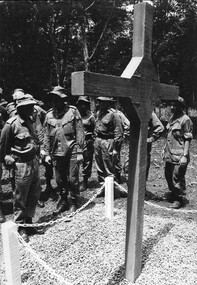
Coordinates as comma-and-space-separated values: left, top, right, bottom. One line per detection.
71, 2, 179, 283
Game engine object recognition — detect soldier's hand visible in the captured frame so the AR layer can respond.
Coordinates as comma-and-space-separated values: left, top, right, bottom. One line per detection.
40, 149, 46, 159
45, 155, 52, 165
180, 156, 187, 166
4, 155, 15, 166
147, 137, 154, 143
77, 153, 83, 164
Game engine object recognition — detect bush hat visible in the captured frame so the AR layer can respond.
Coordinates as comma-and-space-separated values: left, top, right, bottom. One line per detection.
77, 96, 90, 104
50, 86, 67, 99
0, 99, 8, 106
97, 97, 114, 101
12, 90, 25, 101
16, 96, 37, 108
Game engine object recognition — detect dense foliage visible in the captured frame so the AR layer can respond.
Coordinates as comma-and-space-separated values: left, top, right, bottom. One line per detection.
0, 0, 196, 106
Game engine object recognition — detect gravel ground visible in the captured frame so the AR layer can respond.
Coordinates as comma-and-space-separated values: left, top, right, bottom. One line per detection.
1, 198, 197, 285
1, 137, 197, 284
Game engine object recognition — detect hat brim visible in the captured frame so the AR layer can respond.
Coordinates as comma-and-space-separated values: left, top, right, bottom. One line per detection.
77, 99, 90, 104
50, 91, 67, 98
17, 100, 37, 108
97, 97, 114, 101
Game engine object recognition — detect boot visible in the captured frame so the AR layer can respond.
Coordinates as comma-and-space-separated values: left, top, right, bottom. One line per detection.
25, 218, 44, 235
80, 178, 88, 192
116, 173, 122, 185
0, 204, 6, 223
39, 182, 53, 202
53, 195, 69, 215
18, 226, 29, 243
70, 198, 79, 213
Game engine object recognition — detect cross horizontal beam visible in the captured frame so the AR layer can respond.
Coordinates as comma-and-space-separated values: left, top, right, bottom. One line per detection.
72, 71, 179, 103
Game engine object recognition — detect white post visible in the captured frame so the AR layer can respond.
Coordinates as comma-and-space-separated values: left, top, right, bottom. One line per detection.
1, 221, 21, 285
105, 176, 114, 220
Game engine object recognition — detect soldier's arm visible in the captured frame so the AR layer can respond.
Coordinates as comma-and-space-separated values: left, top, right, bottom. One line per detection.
0, 123, 13, 163
42, 117, 51, 156
183, 117, 193, 155
74, 108, 85, 152
113, 112, 123, 149
148, 112, 164, 142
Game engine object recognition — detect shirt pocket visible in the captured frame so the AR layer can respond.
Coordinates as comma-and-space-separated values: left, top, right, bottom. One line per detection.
15, 132, 31, 149
62, 115, 75, 135
171, 123, 183, 139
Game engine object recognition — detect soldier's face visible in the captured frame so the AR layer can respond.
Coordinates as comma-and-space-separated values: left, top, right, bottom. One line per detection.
52, 96, 66, 109
78, 102, 89, 114
170, 102, 182, 114
18, 105, 34, 118
99, 101, 109, 111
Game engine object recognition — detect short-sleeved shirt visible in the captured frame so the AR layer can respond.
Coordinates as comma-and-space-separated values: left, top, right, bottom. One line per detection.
164, 113, 193, 164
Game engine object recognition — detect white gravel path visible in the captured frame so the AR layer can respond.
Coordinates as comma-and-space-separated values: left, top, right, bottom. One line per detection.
1, 202, 197, 285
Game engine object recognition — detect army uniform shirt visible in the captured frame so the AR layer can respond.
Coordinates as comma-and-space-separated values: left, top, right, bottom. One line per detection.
164, 113, 193, 164
43, 105, 85, 157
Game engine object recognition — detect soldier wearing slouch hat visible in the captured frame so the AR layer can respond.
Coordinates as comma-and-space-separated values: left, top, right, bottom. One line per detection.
42, 86, 85, 214
0, 96, 42, 241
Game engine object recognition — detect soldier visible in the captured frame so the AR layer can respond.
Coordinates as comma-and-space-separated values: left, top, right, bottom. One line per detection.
40, 86, 66, 201
6, 89, 25, 118
42, 87, 85, 214
163, 96, 193, 209
146, 111, 164, 180
77, 96, 95, 192
0, 96, 42, 241
94, 97, 123, 196
0, 88, 9, 223
110, 99, 130, 184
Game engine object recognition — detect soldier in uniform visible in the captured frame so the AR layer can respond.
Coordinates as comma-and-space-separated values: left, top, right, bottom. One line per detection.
110, 99, 130, 184
163, 96, 193, 209
94, 97, 123, 196
146, 111, 164, 180
6, 89, 25, 118
0, 88, 9, 223
40, 86, 66, 201
77, 96, 95, 192
0, 96, 42, 241
42, 87, 85, 214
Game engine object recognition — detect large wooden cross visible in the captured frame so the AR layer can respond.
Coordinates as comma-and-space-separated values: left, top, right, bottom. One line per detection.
71, 2, 179, 283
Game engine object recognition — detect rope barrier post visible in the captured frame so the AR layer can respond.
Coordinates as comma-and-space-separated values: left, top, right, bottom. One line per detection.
105, 176, 114, 220
1, 221, 21, 285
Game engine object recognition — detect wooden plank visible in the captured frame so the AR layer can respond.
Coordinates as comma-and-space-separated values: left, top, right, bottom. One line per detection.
133, 3, 153, 59
71, 71, 141, 102
153, 82, 179, 100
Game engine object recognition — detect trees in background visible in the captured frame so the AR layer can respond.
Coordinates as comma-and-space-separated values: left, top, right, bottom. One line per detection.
0, 0, 196, 106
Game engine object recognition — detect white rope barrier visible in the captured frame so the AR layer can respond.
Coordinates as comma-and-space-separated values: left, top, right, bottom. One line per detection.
16, 232, 72, 285
145, 200, 197, 213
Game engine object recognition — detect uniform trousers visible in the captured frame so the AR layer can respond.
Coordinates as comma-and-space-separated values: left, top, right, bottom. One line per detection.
164, 161, 187, 200
82, 139, 94, 180
53, 145, 79, 201
94, 137, 115, 182
11, 158, 41, 223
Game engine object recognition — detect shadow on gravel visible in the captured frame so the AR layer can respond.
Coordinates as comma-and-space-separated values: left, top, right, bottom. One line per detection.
106, 264, 126, 285
141, 222, 174, 269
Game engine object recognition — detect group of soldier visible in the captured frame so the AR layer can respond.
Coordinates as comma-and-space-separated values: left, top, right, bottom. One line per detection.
0, 86, 193, 242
